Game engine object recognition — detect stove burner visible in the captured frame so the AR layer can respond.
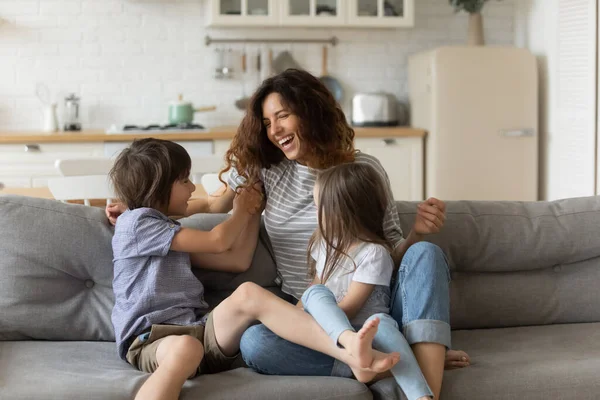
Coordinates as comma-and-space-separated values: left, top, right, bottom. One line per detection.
123, 123, 205, 131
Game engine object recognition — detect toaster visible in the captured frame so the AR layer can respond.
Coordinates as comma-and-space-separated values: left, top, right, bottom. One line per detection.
352, 92, 398, 127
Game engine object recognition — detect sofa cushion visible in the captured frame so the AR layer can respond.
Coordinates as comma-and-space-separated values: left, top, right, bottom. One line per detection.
0, 195, 281, 341
0, 195, 115, 341
0, 341, 372, 400
396, 197, 600, 329
441, 322, 600, 400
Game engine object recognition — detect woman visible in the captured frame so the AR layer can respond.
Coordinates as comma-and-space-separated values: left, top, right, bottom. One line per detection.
106, 69, 469, 398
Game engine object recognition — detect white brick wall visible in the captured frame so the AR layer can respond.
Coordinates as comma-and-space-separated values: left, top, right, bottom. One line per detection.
0, 0, 515, 130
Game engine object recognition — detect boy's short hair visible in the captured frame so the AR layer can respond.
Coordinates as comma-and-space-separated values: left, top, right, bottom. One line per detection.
109, 138, 191, 210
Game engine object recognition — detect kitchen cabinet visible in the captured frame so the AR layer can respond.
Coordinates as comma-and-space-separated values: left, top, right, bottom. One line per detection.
207, 0, 279, 27
0, 142, 104, 188
0, 128, 424, 198
355, 136, 423, 201
280, 0, 345, 27
213, 139, 232, 160
347, 0, 414, 28
206, 0, 414, 28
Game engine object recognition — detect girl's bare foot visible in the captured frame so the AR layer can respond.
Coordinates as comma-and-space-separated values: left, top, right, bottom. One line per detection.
337, 318, 400, 383
351, 350, 399, 383
348, 317, 380, 368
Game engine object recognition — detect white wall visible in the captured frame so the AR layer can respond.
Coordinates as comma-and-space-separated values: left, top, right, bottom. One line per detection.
515, 0, 597, 201
0, 0, 515, 131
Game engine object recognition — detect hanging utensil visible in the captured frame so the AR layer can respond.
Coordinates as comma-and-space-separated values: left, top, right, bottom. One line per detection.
272, 50, 301, 74
35, 83, 51, 105
268, 48, 274, 77
235, 50, 250, 110
319, 45, 343, 103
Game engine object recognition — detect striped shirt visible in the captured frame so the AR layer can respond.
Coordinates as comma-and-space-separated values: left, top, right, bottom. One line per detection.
111, 208, 209, 359
229, 152, 404, 299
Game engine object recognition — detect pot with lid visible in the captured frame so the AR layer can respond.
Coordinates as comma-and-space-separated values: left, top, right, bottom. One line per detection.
169, 94, 216, 125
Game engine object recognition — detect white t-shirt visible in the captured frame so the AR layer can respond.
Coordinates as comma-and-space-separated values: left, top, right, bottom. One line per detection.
312, 241, 394, 326
228, 152, 404, 299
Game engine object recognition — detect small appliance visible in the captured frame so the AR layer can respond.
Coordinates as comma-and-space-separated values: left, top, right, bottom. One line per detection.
351, 92, 398, 127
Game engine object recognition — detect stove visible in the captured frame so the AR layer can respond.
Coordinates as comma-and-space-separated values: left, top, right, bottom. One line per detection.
106, 123, 207, 134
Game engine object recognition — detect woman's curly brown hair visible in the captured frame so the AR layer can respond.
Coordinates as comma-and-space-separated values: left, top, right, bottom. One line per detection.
220, 68, 355, 189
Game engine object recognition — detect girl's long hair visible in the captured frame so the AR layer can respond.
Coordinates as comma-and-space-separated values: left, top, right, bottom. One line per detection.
308, 162, 393, 283
219, 69, 355, 190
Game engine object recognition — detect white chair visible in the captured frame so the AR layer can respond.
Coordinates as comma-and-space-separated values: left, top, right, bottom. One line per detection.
55, 158, 114, 176
47, 175, 115, 207
54, 155, 227, 198
190, 156, 228, 195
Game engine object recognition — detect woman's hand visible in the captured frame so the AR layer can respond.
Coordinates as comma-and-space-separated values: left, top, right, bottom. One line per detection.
412, 197, 446, 236
105, 202, 127, 226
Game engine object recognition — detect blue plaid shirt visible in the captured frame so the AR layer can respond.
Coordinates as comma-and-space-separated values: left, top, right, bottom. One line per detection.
111, 208, 209, 359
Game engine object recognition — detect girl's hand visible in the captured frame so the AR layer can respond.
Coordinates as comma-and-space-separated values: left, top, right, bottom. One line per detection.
412, 197, 446, 236
105, 202, 127, 226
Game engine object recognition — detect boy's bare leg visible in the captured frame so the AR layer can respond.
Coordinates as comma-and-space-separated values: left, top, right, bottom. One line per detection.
211, 282, 399, 379
134, 335, 204, 400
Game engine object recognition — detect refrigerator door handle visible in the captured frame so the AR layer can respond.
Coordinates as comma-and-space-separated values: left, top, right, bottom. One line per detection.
500, 128, 535, 137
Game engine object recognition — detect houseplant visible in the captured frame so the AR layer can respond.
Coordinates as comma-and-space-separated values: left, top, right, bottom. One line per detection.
449, 0, 501, 46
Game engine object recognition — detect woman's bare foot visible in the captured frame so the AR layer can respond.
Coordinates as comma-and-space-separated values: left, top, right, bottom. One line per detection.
445, 349, 470, 369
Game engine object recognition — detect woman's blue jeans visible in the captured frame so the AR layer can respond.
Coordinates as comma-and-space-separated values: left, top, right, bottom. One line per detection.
239, 242, 451, 397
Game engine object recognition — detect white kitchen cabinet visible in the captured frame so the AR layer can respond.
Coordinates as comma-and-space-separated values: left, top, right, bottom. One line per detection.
347, 0, 414, 28
213, 139, 232, 160
206, 0, 279, 27
354, 136, 423, 201
0, 142, 104, 188
280, 0, 345, 27
206, 0, 414, 28
103, 141, 213, 159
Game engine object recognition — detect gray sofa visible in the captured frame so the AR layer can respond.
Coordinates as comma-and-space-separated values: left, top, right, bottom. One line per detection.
1, 194, 599, 400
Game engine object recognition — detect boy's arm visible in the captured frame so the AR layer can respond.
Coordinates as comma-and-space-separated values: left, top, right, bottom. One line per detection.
170, 208, 251, 254
171, 186, 261, 254
189, 212, 261, 273
185, 184, 235, 216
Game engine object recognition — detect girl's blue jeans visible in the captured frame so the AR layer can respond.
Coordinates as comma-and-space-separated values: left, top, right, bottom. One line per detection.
239, 242, 451, 399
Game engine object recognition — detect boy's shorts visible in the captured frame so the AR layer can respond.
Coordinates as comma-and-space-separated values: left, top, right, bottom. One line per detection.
125, 312, 243, 376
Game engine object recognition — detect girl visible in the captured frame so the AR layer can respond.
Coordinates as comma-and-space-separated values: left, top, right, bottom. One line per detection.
301, 162, 433, 400
109, 138, 399, 400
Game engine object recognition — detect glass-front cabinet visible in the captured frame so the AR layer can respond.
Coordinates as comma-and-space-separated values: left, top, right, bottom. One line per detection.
347, 0, 414, 27
206, 0, 414, 27
280, 0, 345, 27
208, 0, 279, 26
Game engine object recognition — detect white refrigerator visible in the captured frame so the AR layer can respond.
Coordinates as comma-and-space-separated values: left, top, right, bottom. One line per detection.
408, 46, 538, 201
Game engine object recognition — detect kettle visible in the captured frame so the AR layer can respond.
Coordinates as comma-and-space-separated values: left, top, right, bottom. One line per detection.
169, 94, 216, 125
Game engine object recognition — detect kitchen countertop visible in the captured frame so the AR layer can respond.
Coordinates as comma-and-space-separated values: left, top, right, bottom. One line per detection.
0, 126, 426, 144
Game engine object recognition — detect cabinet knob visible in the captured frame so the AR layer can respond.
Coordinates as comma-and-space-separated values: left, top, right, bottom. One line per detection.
382, 138, 396, 146
24, 144, 41, 152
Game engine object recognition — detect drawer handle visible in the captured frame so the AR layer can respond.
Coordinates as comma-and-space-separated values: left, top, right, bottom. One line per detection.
382, 138, 397, 146
24, 144, 41, 152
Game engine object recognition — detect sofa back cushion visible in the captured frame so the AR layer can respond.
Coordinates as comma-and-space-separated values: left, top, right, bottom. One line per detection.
0, 195, 278, 341
396, 196, 600, 330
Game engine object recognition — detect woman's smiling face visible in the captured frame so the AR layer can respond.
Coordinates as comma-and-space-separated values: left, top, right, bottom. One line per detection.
262, 92, 306, 164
